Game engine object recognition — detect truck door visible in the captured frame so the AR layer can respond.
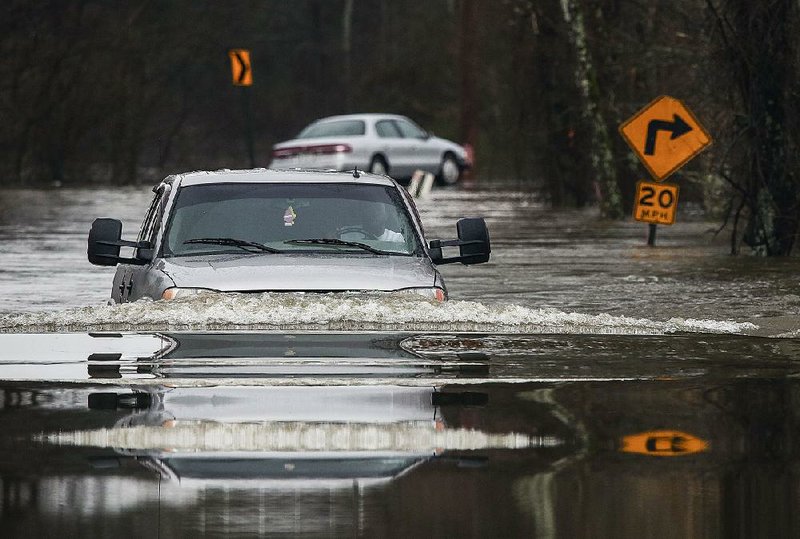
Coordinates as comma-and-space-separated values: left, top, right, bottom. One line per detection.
126, 186, 168, 302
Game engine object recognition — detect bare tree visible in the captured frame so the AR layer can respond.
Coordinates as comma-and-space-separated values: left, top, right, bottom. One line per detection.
707, 0, 800, 255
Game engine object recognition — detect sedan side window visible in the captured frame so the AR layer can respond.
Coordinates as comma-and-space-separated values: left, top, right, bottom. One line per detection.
376, 120, 402, 138
394, 119, 427, 139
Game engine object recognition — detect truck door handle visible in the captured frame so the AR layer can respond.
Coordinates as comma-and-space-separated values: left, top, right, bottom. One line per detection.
120, 278, 133, 298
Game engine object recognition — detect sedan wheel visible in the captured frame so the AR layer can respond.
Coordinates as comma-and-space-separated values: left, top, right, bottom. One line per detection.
438, 154, 461, 185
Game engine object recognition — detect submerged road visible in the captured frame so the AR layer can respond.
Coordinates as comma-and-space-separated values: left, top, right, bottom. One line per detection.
1, 184, 799, 332
0, 184, 799, 536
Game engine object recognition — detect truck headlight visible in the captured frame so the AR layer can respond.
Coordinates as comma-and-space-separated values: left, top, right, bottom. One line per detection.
161, 287, 212, 300
405, 287, 447, 302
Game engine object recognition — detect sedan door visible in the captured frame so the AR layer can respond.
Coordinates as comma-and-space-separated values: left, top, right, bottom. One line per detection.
394, 118, 441, 174
374, 119, 415, 178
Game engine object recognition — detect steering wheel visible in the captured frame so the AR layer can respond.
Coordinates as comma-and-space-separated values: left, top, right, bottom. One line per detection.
336, 225, 379, 240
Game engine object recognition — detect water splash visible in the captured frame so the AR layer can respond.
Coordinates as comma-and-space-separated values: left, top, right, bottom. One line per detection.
0, 292, 757, 335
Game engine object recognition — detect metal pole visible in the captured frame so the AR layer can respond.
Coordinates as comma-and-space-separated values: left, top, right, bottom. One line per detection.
647, 223, 657, 246
241, 87, 256, 168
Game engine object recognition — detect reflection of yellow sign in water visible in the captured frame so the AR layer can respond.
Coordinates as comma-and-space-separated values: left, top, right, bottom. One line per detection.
621, 430, 708, 457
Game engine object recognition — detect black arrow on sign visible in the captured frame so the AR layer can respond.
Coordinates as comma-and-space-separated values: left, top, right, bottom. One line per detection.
234, 52, 249, 84
644, 114, 692, 155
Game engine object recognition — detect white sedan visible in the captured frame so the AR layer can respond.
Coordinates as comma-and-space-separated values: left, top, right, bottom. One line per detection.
269, 113, 471, 185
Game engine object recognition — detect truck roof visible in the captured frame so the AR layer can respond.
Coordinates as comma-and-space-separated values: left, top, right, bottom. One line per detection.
170, 168, 396, 187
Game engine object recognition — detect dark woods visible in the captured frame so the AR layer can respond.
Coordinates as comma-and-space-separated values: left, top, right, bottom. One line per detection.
1, 0, 797, 254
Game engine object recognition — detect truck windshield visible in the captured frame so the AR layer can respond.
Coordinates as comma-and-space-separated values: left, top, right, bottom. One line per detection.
163, 183, 421, 257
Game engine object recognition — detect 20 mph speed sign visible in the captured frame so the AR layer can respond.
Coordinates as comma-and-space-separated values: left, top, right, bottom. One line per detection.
633, 181, 679, 225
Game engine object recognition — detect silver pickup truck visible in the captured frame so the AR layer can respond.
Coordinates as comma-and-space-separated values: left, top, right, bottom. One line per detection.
88, 168, 490, 303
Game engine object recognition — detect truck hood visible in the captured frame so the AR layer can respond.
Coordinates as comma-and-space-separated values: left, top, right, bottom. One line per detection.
160, 254, 436, 292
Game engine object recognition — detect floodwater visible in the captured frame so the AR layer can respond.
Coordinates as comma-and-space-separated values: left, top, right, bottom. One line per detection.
0, 185, 798, 333
0, 183, 799, 537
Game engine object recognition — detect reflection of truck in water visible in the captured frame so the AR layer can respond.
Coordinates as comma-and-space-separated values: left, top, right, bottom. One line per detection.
139, 451, 434, 488
91, 384, 444, 487
86, 332, 490, 487
86, 331, 489, 379
89, 383, 491, 488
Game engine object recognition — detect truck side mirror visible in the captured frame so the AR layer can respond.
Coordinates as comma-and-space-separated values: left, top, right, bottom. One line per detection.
456, 217, 491, 265
88, 218, 123, 266
88, 218, 152, 266
429, 217, 491, 265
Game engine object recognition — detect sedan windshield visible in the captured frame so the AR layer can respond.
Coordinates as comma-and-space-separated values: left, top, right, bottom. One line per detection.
163, 183, 421, 257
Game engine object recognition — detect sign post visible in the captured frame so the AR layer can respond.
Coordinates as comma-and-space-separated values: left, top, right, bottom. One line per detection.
229, 49, 255, 168
619, 96, 711, 245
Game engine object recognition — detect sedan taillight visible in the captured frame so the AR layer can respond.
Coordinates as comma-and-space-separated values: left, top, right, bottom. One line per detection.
306, 144, 352, 155
272, 144, 352, 159
271, 146, 304, 159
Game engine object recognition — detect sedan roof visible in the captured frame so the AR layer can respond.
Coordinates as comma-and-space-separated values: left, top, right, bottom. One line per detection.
172, 168, 395, 187
311, 113, 408, 124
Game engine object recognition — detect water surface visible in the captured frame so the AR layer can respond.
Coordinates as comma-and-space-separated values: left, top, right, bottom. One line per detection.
0, 331, 798, 537
1, 184, 799, 537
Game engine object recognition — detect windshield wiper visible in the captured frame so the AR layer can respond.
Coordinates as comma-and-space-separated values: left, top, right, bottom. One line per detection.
183, 237, 283, 253
284, 238, 391, 255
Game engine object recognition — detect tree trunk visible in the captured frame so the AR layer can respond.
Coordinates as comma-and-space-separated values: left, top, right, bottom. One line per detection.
559, 0, 623, 219
459, 0, 478, 149
341, 0, 354, 111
